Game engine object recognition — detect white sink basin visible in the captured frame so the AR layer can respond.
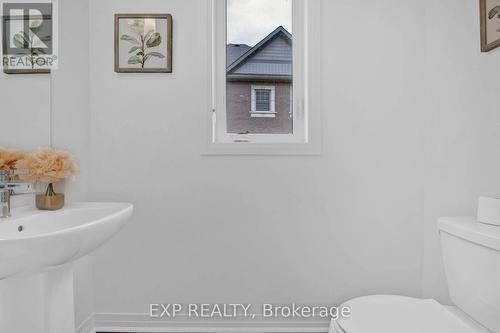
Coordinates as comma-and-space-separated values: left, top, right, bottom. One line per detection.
0, 202, 133, 280
0, 202, 133, 333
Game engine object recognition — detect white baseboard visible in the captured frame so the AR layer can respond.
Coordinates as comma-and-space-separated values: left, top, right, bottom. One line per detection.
76, 314, 95, 333
93, 313, 330, 333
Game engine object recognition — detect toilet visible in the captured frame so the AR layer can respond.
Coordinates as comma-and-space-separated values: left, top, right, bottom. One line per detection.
330, 216, 500, 333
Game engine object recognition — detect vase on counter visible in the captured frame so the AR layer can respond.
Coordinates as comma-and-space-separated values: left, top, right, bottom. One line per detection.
35, 181, 64, 210
14, 148, 76, 211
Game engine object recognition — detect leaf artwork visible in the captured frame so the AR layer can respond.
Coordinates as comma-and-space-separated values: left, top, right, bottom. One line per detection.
121, 34, 140, 45
146, 32, 161, 48
488, 6, 500, 32
121, 19, 165, 68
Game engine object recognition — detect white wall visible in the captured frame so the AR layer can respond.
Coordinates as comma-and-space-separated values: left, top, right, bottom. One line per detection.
89, 0, 424, 318
422, 0, 500, 303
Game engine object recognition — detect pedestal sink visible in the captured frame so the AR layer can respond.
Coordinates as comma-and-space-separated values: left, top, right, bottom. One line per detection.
0, 202, 133, 333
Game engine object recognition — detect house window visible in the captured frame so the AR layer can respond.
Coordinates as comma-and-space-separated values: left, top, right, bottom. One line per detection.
204, 0, 321, 154
251, 86, 276, 117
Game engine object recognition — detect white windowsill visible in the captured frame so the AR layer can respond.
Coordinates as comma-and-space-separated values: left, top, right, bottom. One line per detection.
201, 142, 322, 156
250, 112, 277, 118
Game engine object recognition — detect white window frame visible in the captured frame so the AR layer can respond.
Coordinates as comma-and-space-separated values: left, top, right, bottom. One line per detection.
251, 85, 276, 117
201, 0, 321, 155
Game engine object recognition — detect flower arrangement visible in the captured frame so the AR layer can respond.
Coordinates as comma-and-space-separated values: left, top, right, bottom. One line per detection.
16, 148, 76, 210
17, 148, 76, 183
0, 148, 26, 171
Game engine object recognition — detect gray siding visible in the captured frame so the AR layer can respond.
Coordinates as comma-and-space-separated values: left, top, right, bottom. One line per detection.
251, 36, 291, 62
230, 35, 292, 76
234, 62, 291, 76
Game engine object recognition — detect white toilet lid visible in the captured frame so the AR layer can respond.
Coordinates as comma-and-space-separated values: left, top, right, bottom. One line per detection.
335, 295, 478, 333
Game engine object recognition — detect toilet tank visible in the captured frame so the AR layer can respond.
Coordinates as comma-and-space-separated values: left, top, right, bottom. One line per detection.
438, 217, 500, 333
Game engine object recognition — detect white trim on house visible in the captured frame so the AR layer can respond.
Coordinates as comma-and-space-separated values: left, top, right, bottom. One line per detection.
201, 0, 322, 155
251, 85, 276, 117
251, 113, 277, 118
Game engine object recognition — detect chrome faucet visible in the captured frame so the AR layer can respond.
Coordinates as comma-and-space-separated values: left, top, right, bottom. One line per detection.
0, 170, 34, 219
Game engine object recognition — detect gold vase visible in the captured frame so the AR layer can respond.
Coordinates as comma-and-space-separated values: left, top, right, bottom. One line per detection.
35, 182, 64, 211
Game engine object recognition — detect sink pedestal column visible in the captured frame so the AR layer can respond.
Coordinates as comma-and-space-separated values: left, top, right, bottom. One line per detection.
0, 266, 75, 333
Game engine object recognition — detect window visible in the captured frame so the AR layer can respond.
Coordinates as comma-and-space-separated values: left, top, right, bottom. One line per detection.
203, 0, 321, 154
225, 2, 292, 135
251, 86, 276, 117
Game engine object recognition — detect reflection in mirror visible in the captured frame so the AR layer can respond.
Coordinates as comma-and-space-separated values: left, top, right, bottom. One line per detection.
0, 74, 52, 149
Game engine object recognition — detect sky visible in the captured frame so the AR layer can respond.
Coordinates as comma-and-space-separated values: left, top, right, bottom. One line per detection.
227, 0, 292, 46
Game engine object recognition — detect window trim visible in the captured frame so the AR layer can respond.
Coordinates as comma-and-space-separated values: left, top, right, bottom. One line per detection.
201, 0, 322, 155
251, 85, 276, 117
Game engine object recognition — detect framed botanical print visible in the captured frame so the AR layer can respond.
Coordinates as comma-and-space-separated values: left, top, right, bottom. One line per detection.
480, 0, 500, 52
114, 14, 172, 73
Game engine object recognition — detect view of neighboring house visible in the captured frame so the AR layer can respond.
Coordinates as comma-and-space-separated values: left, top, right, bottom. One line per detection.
226, 26, 292, 134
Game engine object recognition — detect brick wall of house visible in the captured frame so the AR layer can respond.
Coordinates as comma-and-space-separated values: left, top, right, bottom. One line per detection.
226, 81, 292, 134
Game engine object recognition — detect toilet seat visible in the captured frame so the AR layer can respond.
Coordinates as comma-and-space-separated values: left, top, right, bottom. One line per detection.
331, 295, 480, 333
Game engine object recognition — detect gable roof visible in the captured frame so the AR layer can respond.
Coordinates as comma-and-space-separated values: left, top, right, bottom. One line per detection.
227, 26, 292, 74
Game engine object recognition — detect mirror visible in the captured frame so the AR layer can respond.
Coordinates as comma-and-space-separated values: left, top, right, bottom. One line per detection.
0, 73, 52, 150
0, 0, 52, 150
